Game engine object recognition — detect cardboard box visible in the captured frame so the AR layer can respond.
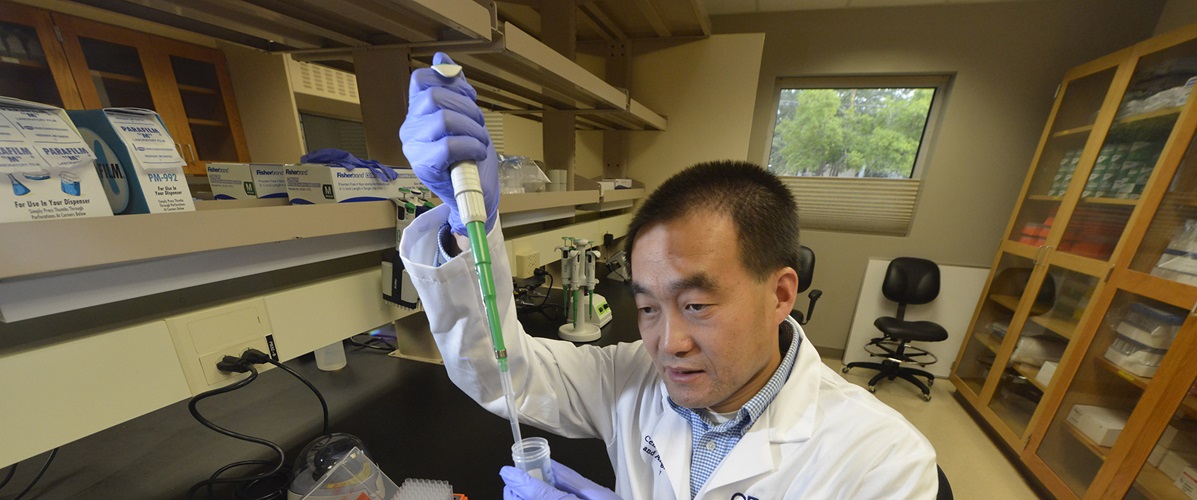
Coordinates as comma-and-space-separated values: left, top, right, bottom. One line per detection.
1036, 361, 1058, 387
285, 163, 423, 204
68, 108, 193, 214
207, 163, 287, 200
0, 97, 113, 222
1162, 449, 1197, 481
1066, 405, 1129, 447
1177, 466, 1197, 499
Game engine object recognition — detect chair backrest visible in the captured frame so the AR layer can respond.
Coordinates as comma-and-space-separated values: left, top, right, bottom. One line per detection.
797, 245, 814, 293
881, 257, 941, 306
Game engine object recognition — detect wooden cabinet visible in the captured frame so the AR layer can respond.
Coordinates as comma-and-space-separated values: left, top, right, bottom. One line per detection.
0, 5, 248, 175
951, 23, 1197, 499
0, 3, 81, 108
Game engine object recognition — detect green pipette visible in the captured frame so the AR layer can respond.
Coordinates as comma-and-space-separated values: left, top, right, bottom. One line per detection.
433, 62, 522, 447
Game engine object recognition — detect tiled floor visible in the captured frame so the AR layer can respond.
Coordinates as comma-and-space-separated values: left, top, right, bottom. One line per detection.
825, 357, 1044, 499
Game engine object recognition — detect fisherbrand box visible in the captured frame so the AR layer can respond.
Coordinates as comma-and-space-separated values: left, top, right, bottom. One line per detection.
0, 97, 112, 223
207, 163, 287, 200
285, 164, 423, 204
68, 107, 194, 214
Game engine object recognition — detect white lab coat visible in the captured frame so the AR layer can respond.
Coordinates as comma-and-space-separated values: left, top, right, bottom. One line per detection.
400, 205, 939, 499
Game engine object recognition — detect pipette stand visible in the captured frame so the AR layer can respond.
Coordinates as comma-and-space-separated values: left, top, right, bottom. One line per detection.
557, 237, 603, 342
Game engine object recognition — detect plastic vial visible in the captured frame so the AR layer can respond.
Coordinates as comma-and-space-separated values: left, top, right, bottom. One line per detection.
314, 341, 347, 371
511, 437, 556, 486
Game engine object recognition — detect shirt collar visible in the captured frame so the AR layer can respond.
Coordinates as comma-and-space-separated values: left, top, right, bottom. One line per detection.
668, 319, 802, 432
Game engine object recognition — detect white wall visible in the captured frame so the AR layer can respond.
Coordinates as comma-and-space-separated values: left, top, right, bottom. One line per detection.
1157, 0, 1197, 35
625, 34, 767, 192
713, 1, 1164, 351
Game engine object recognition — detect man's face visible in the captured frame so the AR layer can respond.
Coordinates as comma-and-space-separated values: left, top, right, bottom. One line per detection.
630, 212, 797, 413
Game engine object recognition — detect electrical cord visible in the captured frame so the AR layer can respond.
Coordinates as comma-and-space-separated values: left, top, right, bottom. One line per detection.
9, 448, 56, 500
0, 463, 15, 491
186, 367, 287, 500
187, 350, 334, 499
346, 335, 395, 352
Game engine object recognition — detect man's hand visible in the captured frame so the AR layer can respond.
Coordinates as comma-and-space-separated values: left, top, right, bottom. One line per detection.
400, 52, 500, 234
500, 460, 620, 500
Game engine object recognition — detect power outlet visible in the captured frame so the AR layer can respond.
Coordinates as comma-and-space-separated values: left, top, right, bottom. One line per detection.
166, 299, 275, 395
515, 250, 540, 278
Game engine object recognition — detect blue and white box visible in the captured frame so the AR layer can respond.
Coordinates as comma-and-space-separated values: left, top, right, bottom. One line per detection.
68, 107, 194, 214
0, 97, 112, 223
207, 162, 287, 200
285, 163, 423, 204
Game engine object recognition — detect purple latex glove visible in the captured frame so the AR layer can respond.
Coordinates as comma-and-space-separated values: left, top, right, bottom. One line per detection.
400, 52, 499, 234
299, 148, 399, 182
500, 460, 621, 500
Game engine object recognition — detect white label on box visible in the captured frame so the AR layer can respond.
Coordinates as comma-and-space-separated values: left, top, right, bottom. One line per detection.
0, 141, 49, 172
0, 106, 81, 143
106, 111, 186, 170
0, 112, 24, 140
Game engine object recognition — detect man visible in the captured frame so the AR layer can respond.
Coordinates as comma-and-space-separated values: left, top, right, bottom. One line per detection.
400, 53, 938, 499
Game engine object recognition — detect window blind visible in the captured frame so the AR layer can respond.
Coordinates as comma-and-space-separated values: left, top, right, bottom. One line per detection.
483, 110, 504, 155
782, 177, 922, 236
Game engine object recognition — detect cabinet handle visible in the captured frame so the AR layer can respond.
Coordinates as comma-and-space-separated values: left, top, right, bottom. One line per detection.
184, 143, 195, 163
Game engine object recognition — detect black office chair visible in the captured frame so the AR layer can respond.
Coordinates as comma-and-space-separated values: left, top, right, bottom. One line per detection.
937, 465, 953, 499
842, 257, 948, 401
790, 245, 822, 325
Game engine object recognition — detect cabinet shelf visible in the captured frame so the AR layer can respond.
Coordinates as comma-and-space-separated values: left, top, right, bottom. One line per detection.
1051, 107, 1184, 138
1013, 363, 1046, 391
1080, 196, 1140, 206
1065, 419, 1112, 459
1096, 356, 1197, 419
89, 69, 147, 85
1029, 314, 1079, 340
187, 117, 228, 127
974, 331, 1004, 353
0, 55, 48, 69
1027, 194, 1065, 202
178, 83, 218, 95
990, 294, 1023, 311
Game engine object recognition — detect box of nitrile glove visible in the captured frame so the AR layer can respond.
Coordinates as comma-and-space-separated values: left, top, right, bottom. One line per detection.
207, 163, 288, 200
285, 163, 424, 204
68, 107, 193, 214
0, 97, 113, 223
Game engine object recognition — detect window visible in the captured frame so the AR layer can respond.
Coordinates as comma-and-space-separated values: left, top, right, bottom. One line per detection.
766, 75, 949, 236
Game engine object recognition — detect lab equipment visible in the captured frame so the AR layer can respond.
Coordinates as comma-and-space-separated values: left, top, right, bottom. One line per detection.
314, 341, 347, 371
511, 437, 556, 486
605, 250, 630, 282
396, 478, 454, 500
290, 441, 399, 500
300, 148, 399, 182
1066, 405, 1129, 448
557, 237, 604, 342
1104, 334, 1168, 377
429, 58, 523, 447
498, 155, 525, 194
284, 163, 423, 204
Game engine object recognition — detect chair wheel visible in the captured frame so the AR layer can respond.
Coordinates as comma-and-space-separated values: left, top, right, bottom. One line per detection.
922, 393, 932, 402
868, 385, 876, 393
927, 378, 934, 386
841, 366, 851, 373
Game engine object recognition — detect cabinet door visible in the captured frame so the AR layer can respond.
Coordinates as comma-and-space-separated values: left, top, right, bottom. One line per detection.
0, 4, 81, 108
1028, 287, 1196, 499
150, 40, 249, 174
1055, 35, 1197, 263
1007, 56, 1125, 252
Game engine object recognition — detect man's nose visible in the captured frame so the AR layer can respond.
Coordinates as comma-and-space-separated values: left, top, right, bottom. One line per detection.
659, 311, 694, 356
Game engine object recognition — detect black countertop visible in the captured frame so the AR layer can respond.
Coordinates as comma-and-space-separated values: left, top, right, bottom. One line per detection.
6, 277, 640, 499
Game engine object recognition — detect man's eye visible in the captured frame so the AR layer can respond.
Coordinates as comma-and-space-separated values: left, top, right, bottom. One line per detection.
638, 306, 657, 315
686, 304, 709, 312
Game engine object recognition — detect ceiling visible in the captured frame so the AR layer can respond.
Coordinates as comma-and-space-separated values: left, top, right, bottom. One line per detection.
702, 0, 1051, 15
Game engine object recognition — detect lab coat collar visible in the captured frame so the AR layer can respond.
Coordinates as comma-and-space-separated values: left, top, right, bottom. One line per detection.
646, 399, 693, 500
769, 319, 820, 444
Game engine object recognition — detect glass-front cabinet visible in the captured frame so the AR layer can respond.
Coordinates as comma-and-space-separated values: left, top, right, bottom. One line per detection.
953, 22, 1197, 498
0, 4, 81, 108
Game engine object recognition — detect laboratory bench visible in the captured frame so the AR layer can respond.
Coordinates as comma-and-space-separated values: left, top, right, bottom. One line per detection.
3, 276, 639, 499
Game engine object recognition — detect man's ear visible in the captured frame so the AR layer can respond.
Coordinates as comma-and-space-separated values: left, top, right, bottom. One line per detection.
771, 267, 799, 325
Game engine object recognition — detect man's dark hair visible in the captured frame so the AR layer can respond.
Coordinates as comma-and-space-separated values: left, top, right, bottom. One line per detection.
623, 160, 800, 281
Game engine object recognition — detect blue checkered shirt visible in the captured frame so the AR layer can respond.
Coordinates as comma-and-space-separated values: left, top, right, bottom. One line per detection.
668, 322, 801, 499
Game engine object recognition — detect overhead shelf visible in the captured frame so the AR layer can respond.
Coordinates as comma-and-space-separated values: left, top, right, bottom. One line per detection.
497, 0, 710, 43
47, 0, 667, 132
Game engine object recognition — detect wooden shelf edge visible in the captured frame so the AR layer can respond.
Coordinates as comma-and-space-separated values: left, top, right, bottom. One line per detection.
499, 190, 600, 214
0, 201, 395, 280
601, 188, 646, 203
1064, 419, 1112, 460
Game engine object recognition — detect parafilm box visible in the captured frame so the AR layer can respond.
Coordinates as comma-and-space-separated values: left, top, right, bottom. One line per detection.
207, 163, 287, 200
68, 108, 194, 214
0, 97, 112, 223
285, 163, 423, 204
